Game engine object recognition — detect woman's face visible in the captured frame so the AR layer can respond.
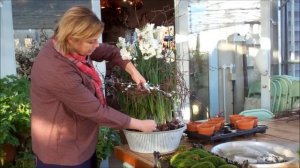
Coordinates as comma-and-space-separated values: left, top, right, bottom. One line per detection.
68, 34, 100, 56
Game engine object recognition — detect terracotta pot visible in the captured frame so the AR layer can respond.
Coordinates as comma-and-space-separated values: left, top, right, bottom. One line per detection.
243, 116, 258, 127
196, 124, 215, 136
205, 120, 222, 131
3, 144, 17, 163
187, 121, 202, 132
236, 119, 255, 130
209, 117, 225, 126
230, 114, 244, 127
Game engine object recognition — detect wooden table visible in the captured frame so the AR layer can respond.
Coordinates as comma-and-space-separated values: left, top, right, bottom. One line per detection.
114, 118, 300, 168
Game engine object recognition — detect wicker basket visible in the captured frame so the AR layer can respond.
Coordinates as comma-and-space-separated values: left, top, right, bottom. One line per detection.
123, 125, 186, 153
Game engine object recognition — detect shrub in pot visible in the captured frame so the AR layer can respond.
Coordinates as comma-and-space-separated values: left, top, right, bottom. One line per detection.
0, 75, 31, 166
96, 127, 121, 167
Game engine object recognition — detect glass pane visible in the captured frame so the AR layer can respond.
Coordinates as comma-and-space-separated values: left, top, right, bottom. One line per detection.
188, 1, 263, 120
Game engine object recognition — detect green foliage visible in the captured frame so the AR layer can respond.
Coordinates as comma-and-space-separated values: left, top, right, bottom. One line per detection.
14, 150, 35, 168
0, 75, 31, 166
3, 150, 35, 168
218, 164, 238, 168
96, 127, 121, 166
0, 75, 30, 144
114, 54, 179, 125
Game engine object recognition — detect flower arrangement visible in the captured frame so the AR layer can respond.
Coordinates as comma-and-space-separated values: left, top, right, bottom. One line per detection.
108, 23, 187, 130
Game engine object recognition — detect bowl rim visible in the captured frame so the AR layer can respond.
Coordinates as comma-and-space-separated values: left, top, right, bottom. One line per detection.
211, 141, 299, 167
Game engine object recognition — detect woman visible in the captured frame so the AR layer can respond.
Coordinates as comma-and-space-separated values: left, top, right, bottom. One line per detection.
30, 6, 156, 168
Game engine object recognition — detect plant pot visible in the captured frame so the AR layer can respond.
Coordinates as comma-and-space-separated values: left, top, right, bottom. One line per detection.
243, 116, 258, 127
187, 121, 202, 132
205, 120, 222, 131
196, 124, 215, 136
2, 144, 17, 164
230, 114, 244, 128
123, 125, 186, 153
236, 119, 255, 130
209, 117, 225, 127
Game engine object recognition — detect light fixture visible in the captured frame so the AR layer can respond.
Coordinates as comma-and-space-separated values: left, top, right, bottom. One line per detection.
254, 37, 270, 76
192, 104, 199, 115
255, 49, 269, 76
127, 0, 143, 9
101, 0, 109, 9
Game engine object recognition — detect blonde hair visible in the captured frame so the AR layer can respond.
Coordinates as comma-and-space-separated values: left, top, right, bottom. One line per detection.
54, 6, 104, 54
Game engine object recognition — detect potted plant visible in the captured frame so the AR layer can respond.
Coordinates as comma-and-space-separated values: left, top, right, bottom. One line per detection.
96, 127, 121, 168
106, 23, 188, 153
0, 75, 31, 167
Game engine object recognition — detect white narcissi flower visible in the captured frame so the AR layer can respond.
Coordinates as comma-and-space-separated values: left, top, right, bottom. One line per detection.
147, 47, 156, 57
117, 23, 175, 63
156, 45, 163, 59
116, 37, 127, 48
154, 26, 167, 41
143, 55, 151, 60
120, 48, 132, 60
143, 23, 155, 34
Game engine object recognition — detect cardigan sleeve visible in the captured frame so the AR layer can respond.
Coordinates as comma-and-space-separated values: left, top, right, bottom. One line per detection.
50, 65, 131, 129
90, 43, 130, 70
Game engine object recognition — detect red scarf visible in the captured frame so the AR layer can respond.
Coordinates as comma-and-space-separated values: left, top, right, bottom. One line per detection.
66, 53, 106, 106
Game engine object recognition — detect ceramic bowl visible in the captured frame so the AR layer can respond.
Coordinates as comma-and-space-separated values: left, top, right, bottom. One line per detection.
197, 124, 215, 136
235, 118, 255, 130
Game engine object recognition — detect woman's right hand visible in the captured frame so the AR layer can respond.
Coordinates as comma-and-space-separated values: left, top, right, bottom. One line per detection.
128, 118, 157, 132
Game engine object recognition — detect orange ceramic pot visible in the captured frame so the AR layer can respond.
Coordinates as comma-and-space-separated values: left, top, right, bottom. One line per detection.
236, 118, 255, 130
230, 114, 244, 127
197, 124, 215, 136
187, 121, 202, 132
205, 120, 222, 131
243, 116, 258, 127
209, 117, 225, 127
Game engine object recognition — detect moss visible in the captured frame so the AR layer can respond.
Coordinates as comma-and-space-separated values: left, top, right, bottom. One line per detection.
190, 161, 216, 168
200, 156, 227, 167
190, 148, 213, 158
170, 151, 194, 165
172, 158, 198, 168
218, 164, 238, 168
189, 153, 202, 161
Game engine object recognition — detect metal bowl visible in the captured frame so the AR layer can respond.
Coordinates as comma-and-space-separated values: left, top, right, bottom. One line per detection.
211, 141, 299, 168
